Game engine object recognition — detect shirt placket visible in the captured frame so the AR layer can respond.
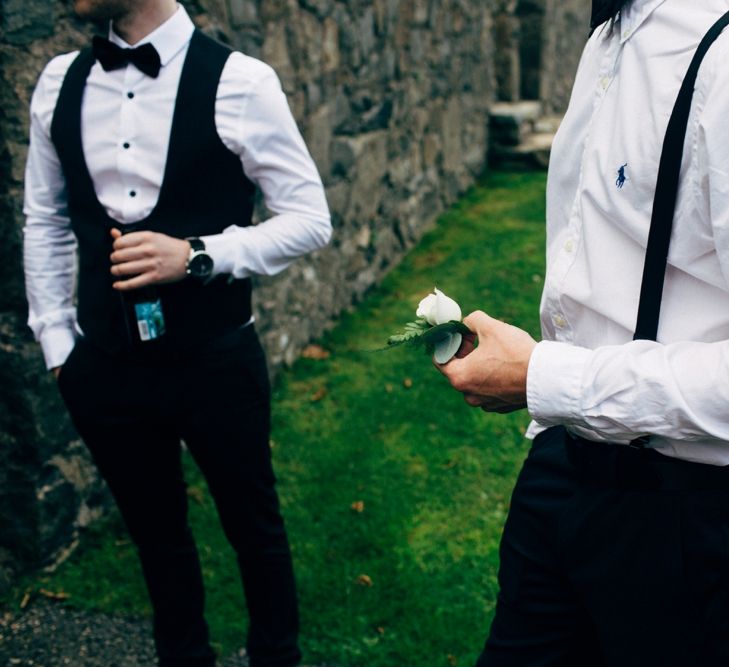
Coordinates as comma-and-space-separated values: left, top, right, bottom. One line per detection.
545, 33, 622, 343
118, 65, 143, 223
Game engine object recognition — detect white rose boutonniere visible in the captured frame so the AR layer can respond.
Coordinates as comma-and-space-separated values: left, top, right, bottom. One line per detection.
387, 288, 470, 363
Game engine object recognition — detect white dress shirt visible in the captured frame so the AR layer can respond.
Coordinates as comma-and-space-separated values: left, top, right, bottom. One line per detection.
23, 5, 331, 370
526, 0, 729, 465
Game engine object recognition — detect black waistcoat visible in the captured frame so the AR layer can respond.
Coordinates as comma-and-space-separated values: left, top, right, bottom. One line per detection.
50, 30, 256, 355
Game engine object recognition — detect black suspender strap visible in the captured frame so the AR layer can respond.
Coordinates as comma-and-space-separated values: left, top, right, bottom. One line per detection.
633, 10, 729, 342
627, 10, 729, 449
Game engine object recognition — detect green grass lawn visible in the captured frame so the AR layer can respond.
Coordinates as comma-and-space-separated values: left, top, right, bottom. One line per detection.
13, 170, 547, 666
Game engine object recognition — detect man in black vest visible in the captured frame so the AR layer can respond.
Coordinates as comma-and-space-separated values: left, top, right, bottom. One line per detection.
439, 0, 729, 665
23, 0, 331, 665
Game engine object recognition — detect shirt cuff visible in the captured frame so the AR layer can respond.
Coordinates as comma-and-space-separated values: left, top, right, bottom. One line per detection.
526, 340, 592, 427
40, 323, 78, 370
201, 232, 243, 278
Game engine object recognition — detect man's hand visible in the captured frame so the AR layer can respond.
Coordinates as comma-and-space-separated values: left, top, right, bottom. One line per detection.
110, 228, 190, 291
436, 310, 537, 414
52, 366, 61, 379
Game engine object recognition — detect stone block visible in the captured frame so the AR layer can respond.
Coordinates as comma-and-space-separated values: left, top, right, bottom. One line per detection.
490, 131, 554, 170
322, 17, 340, 72
262, 22, 294, 90
442, 97, 463, 176
489, 100, 542, 146
228, 0, 258, 28
299, 0, 335, 19
324, 181, 350, 221
356, 7, 377, 59
341, 131, 388, 222
413, 0, 430, 26
331, 138, 358, 177
306, 103, 334, 179
1, 0, 55, 45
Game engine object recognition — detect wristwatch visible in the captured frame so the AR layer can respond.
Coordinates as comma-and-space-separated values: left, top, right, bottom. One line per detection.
185, 238, 214, 280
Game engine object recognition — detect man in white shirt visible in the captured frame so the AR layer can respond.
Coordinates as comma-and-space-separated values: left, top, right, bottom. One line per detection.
439, 0, 729, 664
23, 0, 331, 665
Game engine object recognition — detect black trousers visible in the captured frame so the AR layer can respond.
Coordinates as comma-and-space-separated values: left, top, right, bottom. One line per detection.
58, 325, 300, 667
477, 426, 729, 667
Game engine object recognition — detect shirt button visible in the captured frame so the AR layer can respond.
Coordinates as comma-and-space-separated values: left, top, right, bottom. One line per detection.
123, 142, 130, 149
127, 91, 135, 99
564, 240, 574, 253
129, 190, 137, 197
600, 77, 610, 90
553, 314, 567, 328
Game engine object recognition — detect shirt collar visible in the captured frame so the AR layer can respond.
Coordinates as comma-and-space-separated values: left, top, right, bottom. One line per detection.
108, 3, 194, 67
618, 0, 667, 43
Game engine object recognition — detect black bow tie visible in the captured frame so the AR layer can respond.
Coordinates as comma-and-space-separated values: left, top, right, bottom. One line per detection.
92, 36, 161, 78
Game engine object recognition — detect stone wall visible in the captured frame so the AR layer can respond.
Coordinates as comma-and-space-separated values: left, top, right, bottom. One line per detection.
0, 0, 589, 586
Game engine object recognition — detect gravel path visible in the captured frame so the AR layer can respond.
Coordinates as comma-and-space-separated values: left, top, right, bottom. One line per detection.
0, 598, 249, 667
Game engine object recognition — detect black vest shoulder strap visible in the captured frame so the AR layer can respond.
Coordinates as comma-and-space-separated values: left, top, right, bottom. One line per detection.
50, 47, 100, 213
161, 30, 233, 192
633, 10, 729, 342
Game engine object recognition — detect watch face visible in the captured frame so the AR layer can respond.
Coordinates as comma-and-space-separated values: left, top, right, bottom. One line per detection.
189, 252, 214, 278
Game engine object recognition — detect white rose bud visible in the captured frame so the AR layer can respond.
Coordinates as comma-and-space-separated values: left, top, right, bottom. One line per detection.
416, 288, 462, 326
416, 294, 438, 324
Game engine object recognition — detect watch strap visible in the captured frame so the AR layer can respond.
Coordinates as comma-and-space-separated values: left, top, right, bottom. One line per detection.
187, 237, 205, 252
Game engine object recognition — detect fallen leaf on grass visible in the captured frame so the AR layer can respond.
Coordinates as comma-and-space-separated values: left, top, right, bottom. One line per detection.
356, 574, 373, 587
448, 655, 458, 666
39, 588, 70, 601
301, 344, 331, 360
187, 487, 205, 505
310, 387, 328, 402
384, 383, 394, 393
19, 590, 31, 609
350, 501, 365, 513
403, 378, 413, 389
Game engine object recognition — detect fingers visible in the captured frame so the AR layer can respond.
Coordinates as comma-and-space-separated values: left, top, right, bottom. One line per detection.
111, 230, 151, 251
113, 272, 155, 291
110, 231, 159, 285
110, 230, 152, 266
110, 244, 156, 264
455, 332, 476, 358
464, 393, 482, 407
111, 259, 157, 278
462, 310, 493, 334
109, 231, 189, 288
437, 356, 471, 393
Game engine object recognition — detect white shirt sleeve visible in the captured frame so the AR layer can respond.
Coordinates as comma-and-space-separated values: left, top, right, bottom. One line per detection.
203, 54, 332, 278
23, 54, 79, 370
527, 339, 729, 444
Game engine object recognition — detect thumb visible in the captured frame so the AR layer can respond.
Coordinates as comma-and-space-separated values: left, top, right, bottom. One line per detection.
110, 228, 122, 240
462, 310, 494, 336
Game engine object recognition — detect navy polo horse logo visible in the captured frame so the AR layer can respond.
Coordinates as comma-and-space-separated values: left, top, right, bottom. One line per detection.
616, 163, 628, 189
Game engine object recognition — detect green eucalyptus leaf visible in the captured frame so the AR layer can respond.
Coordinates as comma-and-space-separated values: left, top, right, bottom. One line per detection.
386, 319, 470, 352
420, 320, 471, 345
433, 332, 463, 364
